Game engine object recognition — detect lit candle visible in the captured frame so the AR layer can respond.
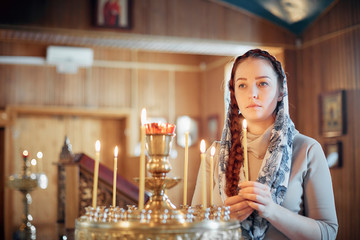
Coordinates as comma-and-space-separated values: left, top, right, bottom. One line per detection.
37, 152, 43, 173
242, 120, 249, 181
22, 150, 28, 162
139, 108, 146, 210
113, 146, 118, 207
30, 159, 37, 173
210, 146, 215, 206
200, 140, 207, 209
183, 131, 189, 206
92, 140, 101, 209
22, 150, 29, 174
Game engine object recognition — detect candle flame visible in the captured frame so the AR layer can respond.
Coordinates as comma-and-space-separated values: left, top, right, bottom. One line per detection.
95, 140, 101, 152
211, 146, 215, 156
114, 146, 119, 158
31, 159, 37, 166
37, 152, 43, 159
141, 108, 147, 126
242, 119, 247, 129
200, 140, 206, 153
23, 150, 28, 157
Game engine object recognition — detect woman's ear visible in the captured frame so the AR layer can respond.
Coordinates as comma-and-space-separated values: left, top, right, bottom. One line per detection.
277, 92, 283, 102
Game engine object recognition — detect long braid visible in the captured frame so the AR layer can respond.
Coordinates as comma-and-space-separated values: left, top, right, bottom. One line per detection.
224, 49, 285, 197
225, 72, 243, 196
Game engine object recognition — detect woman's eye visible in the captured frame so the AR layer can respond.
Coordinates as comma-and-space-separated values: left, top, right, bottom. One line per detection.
259, 82, 269, 87
238, 83, 246, 88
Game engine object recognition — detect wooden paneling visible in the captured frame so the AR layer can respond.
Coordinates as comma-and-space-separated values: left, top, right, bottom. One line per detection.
303, 0, 359, 43
299, 0, 360, 238
138, 69, 170, 117
0, 0, 296, 46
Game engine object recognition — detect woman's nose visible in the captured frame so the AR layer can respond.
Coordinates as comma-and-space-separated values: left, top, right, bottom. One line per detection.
249, 86, 259, 99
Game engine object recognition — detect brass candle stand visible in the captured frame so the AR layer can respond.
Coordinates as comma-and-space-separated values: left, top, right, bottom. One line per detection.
7, 152, 48, 240
75, 129, 241, 239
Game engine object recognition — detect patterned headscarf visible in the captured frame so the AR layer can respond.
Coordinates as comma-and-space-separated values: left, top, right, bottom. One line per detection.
218, 49, 297, 239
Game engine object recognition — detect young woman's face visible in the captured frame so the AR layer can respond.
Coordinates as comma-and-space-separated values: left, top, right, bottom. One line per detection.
234, 58, 281, 126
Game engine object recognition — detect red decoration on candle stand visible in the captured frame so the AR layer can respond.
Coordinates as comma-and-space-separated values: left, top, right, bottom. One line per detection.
22, 150, 29, 158
145, 123, 176, 134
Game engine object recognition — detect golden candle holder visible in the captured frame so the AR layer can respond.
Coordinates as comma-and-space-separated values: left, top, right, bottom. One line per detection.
7, 151, 48, 240
75, 125, 241, 239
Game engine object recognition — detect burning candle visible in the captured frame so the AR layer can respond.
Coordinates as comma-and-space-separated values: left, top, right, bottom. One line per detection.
22, 150, 29, 174
22, 150, 28, 162
113, 146, 118, 207
242, 120, 249, 181
183, 131, 189, 206
37, 152, 43, 173
30, 159, 37, 173
200, 140, 207, 209
139, 108, 146, 210
210, 146, 215, 206
92, 140, 100, 209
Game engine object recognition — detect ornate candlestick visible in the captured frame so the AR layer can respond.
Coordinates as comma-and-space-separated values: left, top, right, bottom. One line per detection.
7, 150, 48, 240
143, 131, 185, 223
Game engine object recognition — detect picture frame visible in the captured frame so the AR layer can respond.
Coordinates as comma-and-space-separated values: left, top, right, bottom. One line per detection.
319, 90, 346, 137
324, 141, 342, 168
95, 0, 131, 29
207, 115, 219, 142
176, 116, 199, 148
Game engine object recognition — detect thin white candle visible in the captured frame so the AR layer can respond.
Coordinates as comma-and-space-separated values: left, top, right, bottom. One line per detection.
183, 131, 189, 206
139, 108, 146, 210
36, 152, 43, 173
92, 140, 101, 209
210, 146, 215, 206
113, 146, 118, 207
30, 159, 37, 173
242, 120, 249, 181
200, 140, 207, 209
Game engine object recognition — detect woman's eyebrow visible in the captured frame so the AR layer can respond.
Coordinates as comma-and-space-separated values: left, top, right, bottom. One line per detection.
235, 77, 247, 82
255, 76, 271, 80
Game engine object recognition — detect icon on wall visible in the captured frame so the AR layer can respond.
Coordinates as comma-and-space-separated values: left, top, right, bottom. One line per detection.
176, 116, 199, 148
319, 90, 346, 137
325, 141, 342, 168
95, 0, 131, 29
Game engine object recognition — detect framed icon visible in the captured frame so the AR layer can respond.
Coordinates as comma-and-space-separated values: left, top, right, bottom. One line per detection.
95, 0, 131, 29
207, 115, 219, 142
176, 116, 199, 148
319, 90, 346, 137
325, 141, 342, 168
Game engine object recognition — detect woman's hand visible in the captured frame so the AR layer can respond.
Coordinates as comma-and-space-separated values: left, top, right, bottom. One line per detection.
224, 193, 254, 221
239, 181, 277, 219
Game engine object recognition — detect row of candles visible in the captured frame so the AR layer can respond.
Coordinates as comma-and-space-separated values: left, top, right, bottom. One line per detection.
91, 108, 249, 210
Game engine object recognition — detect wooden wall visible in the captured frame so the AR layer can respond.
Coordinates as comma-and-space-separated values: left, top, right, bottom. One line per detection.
0, 0, 296, 46
299, 0, 360, 239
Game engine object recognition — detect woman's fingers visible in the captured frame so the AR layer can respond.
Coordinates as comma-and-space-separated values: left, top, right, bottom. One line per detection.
224, 194, 245, 205
229, 206, 254, 222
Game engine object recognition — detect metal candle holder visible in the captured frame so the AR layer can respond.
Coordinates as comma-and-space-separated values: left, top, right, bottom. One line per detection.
75, 127, 241, 239
142, 133, 185, 223
7, 152, 48, 240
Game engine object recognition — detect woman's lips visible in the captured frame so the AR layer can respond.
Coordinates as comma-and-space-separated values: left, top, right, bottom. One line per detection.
247, 104, 261, 108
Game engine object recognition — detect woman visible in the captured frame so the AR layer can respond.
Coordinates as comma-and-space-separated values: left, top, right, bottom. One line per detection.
192, 49, 338, 239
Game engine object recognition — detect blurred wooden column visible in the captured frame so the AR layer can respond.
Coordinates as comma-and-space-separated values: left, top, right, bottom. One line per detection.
57, 136, 78, 230
64, 165, 79, 229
